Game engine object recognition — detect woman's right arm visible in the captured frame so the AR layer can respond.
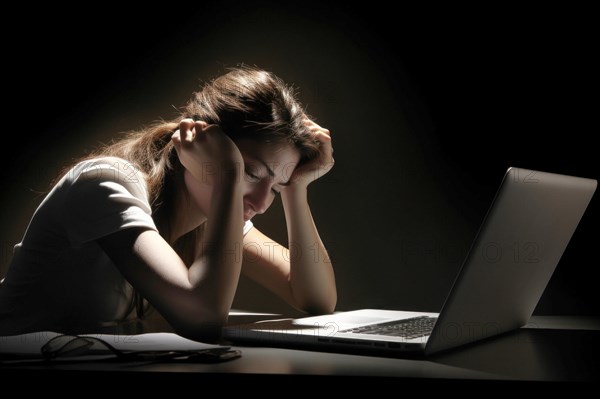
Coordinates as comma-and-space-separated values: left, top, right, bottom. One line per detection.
98, 121, 244, 341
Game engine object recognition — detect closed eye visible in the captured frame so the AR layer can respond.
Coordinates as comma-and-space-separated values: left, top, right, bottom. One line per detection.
244, 167, 260, 182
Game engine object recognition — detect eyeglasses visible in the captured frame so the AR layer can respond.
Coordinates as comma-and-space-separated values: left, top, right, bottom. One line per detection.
41, 334, 241, 363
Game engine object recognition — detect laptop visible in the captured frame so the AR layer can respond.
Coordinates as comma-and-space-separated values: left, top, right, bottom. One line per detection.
223, 167, 597, 355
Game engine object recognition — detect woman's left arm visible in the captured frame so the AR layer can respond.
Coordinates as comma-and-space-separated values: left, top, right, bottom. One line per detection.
280, 182, 337, 313
242, 119, 336, 314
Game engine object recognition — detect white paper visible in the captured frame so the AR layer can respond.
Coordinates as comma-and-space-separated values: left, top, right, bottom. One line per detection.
0, 331, 223, 357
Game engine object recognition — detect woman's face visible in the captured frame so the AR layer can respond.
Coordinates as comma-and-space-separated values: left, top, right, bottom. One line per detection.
184, 138, 301, 222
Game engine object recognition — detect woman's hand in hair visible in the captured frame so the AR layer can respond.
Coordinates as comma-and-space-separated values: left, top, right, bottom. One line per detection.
287, 119, 335, 188
172, 119, 244, 186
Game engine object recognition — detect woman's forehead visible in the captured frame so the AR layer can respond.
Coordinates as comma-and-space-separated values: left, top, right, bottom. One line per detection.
237, 139, 300, 165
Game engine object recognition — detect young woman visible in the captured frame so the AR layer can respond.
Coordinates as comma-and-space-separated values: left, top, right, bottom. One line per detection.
0, 67, 336, 340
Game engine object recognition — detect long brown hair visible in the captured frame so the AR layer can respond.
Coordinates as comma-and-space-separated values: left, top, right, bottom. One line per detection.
79, 66, 320, 317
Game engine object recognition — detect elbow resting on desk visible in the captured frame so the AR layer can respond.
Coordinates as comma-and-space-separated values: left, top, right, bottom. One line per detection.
301, 302, 337, 316
294, 286, 338, 316
167, 307, 230, 343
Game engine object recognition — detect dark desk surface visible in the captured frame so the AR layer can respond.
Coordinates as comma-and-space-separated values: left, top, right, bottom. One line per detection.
2, 314, 599, 385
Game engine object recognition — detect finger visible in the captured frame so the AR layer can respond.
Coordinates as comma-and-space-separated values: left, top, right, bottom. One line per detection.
315, 131, 332, 142
179, 119, 195, 143
319, 132, 334, 153
314, 135, 332, 164
195, 121, 209, 131
304, 119, 330, 136
179, 118, 195, 131
303, 118, 321, 129
171, 130, 182, 154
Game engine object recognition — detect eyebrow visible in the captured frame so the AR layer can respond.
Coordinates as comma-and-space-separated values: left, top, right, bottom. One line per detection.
257, 158, 292, 186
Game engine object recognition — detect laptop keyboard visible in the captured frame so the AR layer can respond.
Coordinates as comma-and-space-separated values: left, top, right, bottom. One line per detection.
340, 316, 437, 339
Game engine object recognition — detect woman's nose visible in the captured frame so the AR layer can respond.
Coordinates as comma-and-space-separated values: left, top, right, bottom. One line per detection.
245, 185, 271, 215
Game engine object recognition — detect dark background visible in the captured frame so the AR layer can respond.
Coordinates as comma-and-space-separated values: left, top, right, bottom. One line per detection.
1, 4, 597, 316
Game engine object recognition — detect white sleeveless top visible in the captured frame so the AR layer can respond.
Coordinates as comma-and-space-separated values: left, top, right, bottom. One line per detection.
0, 157, 252, 334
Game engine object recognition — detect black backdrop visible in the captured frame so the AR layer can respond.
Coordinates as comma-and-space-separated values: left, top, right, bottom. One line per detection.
2, 4, 597, 315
